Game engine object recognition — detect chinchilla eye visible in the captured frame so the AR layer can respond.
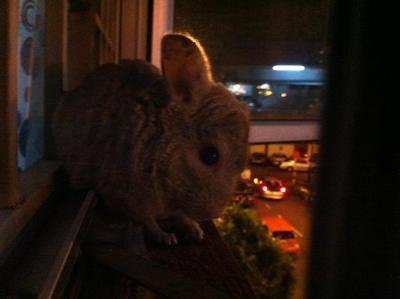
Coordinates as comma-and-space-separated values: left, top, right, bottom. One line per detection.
199, 146, 219, 166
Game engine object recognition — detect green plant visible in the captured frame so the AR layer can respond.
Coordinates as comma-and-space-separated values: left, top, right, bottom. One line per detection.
215, 203, 295, 299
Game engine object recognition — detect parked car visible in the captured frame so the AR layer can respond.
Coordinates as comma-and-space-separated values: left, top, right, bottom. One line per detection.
254, 177, 287, 200
249, 152, 267, 165
268, 152, 288, 166
309, 153, 320, 170
232, 179, 257, 207
279, 158, 315, 172
262, 215, 301, 254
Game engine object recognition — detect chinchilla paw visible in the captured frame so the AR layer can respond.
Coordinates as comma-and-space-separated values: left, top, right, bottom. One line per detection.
158, 231, 178, 246
146, 222, 178, 246
185, 221, 205, 241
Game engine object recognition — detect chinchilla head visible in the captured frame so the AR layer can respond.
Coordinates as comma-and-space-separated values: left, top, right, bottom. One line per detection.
154, 33, 249, 221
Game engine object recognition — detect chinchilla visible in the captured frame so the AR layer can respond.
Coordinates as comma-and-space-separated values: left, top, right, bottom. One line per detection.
52, 33, 249, 245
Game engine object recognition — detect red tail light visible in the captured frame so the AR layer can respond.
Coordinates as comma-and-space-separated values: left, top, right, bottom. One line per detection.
280, 187, 287, 193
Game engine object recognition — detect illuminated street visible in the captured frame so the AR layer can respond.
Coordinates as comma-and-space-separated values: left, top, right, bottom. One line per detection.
249, 164, 314, 299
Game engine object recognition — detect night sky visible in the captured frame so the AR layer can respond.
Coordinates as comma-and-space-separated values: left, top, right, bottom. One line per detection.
174, 0, 331, 74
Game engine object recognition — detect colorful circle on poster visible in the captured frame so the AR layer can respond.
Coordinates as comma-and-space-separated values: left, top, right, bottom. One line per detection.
21, 37, 33, 75
21, 0, 35, 32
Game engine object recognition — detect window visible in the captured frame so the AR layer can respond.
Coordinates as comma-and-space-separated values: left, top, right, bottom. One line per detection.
2, 1, 396, 297
1, 1, 66, 252
174, 0, 330, 121
0, 0, 150, 251
173, 1, 330, 298
66, 0, 149, 90
174, 1, 398, 298
272, 231, 296, 240
93, 0, 121, 65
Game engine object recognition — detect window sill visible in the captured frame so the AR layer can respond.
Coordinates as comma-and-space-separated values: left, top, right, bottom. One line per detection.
0, 160, 61, 253
2, 188, 256, 298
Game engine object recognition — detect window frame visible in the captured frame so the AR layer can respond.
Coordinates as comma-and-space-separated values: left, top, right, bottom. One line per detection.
0, 0, 156, 255
0, 1, 63, 253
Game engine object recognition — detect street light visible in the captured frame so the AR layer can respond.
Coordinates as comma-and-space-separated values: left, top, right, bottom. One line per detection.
272, 65, 305, 71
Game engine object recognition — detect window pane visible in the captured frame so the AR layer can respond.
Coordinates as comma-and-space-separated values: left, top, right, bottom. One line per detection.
174, 0, 330, 120
174, 2, 331, 299
17, 0, 45, 171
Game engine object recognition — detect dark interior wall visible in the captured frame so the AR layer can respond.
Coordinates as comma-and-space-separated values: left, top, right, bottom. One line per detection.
306, 1, 399, 299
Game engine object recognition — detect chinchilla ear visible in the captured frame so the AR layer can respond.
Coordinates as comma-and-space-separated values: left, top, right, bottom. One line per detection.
161, 33, 213, 103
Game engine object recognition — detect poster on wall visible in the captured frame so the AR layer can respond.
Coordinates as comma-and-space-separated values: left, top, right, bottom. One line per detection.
17, 0, 44, 171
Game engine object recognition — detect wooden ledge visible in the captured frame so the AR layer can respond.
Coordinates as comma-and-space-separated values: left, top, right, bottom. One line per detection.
146, 221, 256, 299
0, 160, 61, 252
2, 188, 256, 298
86, 220, 256, 299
